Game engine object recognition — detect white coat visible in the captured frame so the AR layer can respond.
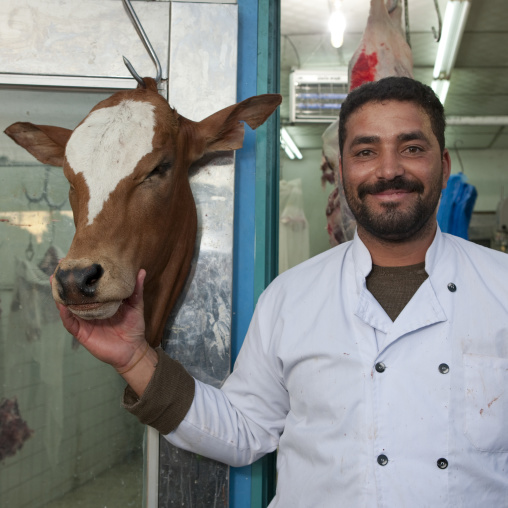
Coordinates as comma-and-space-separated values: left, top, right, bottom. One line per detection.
167, 228, 508, 507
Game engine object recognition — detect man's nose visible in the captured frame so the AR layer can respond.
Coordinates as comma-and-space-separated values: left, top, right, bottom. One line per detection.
375, 150, 405, 180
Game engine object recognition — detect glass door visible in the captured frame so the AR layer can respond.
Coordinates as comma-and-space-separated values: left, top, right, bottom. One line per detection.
0, 1, 171, 506
0, 87, 145, 508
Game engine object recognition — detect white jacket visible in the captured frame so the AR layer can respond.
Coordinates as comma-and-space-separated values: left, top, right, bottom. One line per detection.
167, 228, 508, 507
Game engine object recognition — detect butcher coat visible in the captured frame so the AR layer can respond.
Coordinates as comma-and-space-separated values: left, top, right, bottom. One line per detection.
167, 227, 508, 507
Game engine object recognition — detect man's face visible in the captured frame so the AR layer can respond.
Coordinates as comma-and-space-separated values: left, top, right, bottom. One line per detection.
339, 100, 451, 242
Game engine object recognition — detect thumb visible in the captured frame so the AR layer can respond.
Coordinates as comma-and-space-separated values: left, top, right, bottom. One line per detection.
127, 269, 146, 310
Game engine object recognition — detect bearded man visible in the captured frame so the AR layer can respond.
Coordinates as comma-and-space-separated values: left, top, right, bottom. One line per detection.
57, 77, 508, 507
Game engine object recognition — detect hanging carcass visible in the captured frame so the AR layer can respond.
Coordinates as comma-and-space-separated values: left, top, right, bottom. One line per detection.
322, 0, 414, 245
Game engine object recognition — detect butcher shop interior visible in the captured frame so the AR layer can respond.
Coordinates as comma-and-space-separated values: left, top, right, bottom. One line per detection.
0, 0, 507, 507
278, 0, 508, 272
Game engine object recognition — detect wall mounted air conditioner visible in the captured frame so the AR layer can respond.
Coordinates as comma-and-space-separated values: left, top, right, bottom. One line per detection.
289, 68, 348, 123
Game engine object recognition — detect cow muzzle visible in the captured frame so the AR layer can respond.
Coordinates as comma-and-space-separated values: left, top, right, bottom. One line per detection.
52, 260, 131, 320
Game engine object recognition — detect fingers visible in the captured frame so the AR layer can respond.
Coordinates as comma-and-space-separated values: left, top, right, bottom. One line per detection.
56, 302, 81, 338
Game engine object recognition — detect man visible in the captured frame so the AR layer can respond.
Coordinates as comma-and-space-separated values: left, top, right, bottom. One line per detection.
57, 77, 508, 506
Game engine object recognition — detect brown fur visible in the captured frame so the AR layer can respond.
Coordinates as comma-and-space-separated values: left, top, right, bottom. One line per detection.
5, 79, 281, 346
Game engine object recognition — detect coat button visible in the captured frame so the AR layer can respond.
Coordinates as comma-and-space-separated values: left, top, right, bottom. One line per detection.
375, 362, 386, 373
447, 283, 457, 292
437, 458, 448, 469
377, 454, 388, 466
438, 363, 450, 374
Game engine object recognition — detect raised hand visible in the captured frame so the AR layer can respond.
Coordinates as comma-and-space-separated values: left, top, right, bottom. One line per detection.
56, 269, 148, 372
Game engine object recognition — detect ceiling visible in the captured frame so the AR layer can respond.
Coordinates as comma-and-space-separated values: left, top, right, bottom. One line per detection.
280, 0, 508, 153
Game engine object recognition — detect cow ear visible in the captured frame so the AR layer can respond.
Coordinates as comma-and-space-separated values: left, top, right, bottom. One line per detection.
4, 122, 72, 167
198, 94, 282, 154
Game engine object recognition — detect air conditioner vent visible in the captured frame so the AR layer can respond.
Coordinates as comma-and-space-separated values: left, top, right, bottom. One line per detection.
290, 69, 348, 123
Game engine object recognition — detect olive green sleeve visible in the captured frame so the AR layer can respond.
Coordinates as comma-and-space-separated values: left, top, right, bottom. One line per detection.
122, 347, 195, 435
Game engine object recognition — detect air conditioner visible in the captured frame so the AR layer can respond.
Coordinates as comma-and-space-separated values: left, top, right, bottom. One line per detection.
289, 69, 348, 123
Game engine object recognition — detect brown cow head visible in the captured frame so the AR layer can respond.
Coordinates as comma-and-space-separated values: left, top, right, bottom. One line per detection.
5, 78, 281, 346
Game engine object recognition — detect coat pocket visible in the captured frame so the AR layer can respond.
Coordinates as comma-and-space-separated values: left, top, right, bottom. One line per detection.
463, 353, 508, 452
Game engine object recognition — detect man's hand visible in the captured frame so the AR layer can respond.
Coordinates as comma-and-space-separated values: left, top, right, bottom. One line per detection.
56, 269, 148, 373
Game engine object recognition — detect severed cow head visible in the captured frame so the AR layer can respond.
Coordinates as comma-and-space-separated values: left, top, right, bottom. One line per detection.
5, 78, 281, 346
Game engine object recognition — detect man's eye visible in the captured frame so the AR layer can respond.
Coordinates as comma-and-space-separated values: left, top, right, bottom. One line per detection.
405, 146, 422, 154
356, 149, 372, 157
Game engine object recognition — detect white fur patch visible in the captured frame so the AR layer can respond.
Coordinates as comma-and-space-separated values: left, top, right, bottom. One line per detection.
66, 100, 156, 225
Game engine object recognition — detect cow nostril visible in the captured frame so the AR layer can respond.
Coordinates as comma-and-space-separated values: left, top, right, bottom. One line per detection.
84, 264, 104, 288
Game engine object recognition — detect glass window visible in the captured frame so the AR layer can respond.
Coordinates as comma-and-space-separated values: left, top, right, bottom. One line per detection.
0, 87, 144, 508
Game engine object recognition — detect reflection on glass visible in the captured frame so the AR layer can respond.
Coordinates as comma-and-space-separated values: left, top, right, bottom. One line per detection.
0, 88, 144, 508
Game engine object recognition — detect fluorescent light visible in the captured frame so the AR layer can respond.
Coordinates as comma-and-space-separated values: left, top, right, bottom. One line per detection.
431, 79, 451, 104
329, 6, 346, 49
280, 128, 303, 160
280, 139, 295, 160
433, 0, 471, 80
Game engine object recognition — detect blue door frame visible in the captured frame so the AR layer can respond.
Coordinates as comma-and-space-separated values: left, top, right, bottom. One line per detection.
231, 0, 280, 506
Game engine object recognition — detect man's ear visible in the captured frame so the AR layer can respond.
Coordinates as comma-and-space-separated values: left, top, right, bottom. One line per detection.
441, 149, 452, 189
338, 156, 344, 185
4, 122, 72, 167
195, 94, 282, 156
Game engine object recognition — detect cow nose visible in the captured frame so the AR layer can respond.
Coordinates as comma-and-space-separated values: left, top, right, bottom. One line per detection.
55, 263, 104, 299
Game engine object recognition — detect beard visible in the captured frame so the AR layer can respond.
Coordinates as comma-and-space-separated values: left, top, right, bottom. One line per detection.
343, 173, 443, 242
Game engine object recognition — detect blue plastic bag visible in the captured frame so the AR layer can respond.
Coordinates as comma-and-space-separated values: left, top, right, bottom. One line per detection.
437, 173, 477, 239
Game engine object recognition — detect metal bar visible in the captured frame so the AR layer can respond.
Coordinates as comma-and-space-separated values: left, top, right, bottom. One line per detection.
447, 116, 508, 126
121, 0, 162, 84
230, 0, 259, 503
252, 0, 280, 506
145, 427, 159, 508
0, 74, 136, 90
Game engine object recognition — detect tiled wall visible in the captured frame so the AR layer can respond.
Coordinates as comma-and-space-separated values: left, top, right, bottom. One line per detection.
0, 288, 144, 508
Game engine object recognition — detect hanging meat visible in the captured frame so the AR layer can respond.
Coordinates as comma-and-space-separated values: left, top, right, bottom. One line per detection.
349, 0, 413, 90
322, 0, 414, 245
0, 397, 33, 461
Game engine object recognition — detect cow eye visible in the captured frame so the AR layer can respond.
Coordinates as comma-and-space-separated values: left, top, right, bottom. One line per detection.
144, 163, 172, 182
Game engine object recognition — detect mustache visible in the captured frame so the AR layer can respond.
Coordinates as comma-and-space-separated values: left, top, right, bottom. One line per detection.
357, 177, 425, 199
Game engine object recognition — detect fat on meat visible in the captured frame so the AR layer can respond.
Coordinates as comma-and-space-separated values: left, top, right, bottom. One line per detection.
349, 0, 413, 90
322, 0, 414, 245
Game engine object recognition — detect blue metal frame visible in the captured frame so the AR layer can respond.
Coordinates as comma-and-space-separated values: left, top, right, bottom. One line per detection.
230, 0, 260, 504
231, 0, 280, 506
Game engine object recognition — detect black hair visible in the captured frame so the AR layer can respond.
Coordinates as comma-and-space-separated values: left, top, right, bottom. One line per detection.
338, 76, 446, 156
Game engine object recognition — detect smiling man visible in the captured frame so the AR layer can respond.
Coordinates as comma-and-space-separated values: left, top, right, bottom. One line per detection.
58, 77, 508, 507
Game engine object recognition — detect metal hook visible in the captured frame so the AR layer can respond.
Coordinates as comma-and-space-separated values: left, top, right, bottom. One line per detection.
121, 0, 162, 86
431, 0, 443, 42
403, 0, 411, 48
26, 236, 34, 261
454, 140, 465, 173
23, 167, 67, 211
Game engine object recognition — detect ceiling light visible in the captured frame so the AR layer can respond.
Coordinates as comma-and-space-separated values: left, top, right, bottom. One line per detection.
280, 139, 295, 160
280, 128, 303, 160
329, 1, 346, 49
431, 79, 451, 104
433, 0, 471, 80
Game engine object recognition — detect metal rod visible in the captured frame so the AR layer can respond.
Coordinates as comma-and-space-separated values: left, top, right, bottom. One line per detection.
121, 0, 162, 86
403, 0, 411, 48
431, 0, 443, 42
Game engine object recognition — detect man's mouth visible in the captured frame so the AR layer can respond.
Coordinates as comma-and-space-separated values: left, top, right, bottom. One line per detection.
358, 178, 424, 200
371, 188, 412, 200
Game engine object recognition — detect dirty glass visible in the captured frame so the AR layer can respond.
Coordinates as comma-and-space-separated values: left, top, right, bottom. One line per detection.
0, 88, 145, 508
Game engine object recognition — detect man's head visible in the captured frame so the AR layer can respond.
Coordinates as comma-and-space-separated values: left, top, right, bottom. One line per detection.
338, 78, 451, 244
338, 77, 445, 158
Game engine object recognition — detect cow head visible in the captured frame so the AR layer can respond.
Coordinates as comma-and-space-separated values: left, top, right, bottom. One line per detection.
5, 78, 281, 346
